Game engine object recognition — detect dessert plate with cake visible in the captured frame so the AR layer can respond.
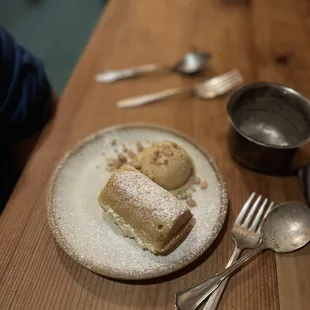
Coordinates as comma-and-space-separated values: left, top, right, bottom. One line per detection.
47, 124, 228, 280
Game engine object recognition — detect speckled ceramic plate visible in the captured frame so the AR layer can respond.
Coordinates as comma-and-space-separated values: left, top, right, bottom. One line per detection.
47, 124, 228, 280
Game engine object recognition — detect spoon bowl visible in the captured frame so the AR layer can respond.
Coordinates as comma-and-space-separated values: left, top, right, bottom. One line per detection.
262, 201, 310, 253
174, 51, 211, 75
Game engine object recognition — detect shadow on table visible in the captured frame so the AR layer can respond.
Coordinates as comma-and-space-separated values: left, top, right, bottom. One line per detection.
232, 144, 310, 205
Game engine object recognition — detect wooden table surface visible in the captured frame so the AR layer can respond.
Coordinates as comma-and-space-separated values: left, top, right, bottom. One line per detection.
1, 0, 310, 309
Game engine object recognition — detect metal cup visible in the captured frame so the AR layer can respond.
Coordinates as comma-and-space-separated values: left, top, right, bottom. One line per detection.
227, 83, 310, 172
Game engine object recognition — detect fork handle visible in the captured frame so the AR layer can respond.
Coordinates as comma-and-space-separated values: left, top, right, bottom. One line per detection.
202, 247, 242, 310
117, 87, 190, 108
175, 242, 264, 310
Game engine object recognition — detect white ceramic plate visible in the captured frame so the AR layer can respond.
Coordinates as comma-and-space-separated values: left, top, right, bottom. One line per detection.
47, 124, 228, 280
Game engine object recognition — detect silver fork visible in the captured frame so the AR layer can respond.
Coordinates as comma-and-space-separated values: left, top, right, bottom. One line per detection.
175, 192, 274, 310
117, 69, 243, 108
202, 192, 274, 310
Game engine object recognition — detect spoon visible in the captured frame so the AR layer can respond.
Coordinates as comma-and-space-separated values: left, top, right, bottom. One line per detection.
95, 51, 211, 83
175, 201, 310, 310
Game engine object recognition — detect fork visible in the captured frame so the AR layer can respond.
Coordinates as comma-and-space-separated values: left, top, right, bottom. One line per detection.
116, 69, 243, 108
175, 192, 274, 310
202, 193, 274, 310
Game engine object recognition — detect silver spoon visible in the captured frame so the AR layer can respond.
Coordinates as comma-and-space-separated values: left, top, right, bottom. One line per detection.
175, 201, 310, 310
95, 51, 211, 84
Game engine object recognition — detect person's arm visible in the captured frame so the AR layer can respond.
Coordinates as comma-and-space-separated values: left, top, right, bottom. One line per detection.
0, 26, 54, 143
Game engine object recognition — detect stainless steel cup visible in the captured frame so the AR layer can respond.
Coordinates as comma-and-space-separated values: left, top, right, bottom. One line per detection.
227, 83, 310, 172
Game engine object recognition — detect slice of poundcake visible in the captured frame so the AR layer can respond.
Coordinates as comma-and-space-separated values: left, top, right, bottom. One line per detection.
98, 165, 194, 255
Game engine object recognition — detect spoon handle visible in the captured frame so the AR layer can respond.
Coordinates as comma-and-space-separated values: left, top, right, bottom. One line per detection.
175, 242, 264, 310
202, 247, 242, 310
117, 87, 190, 108
95, 64, 163, 83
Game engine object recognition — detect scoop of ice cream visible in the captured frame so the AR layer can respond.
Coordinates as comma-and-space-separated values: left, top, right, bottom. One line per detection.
136, 141, 194, 191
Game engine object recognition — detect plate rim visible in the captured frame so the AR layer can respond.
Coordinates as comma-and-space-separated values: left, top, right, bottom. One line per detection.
47, 123, 228, 280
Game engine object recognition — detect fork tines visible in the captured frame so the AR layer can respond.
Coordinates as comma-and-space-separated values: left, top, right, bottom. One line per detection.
235, 192, 274, 232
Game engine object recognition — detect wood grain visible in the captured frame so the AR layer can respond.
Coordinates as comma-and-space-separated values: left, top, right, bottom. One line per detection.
1, 0, 309, 309
252, 1, 310, 309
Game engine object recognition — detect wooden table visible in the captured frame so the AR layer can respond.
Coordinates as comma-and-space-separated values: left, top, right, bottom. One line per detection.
1, 1, 310, 309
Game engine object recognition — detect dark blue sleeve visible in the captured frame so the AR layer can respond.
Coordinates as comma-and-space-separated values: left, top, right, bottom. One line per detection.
0, 26, 53, 143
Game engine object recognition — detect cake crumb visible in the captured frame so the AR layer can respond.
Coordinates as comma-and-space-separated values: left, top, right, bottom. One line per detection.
178, 192, 188, 200
187, 198, 197, 208
106, 153, 127, 172
105, 143, 141, 172
123, 144, 128, 153
106, 160, 116, 172
200, 180, 208, 189
118, 154, 127, 164
107, 159, 115, 167
136, 142, 144, 152
127, 149, 136, 159
194, 176, 201, 185
178, 191, 192, 201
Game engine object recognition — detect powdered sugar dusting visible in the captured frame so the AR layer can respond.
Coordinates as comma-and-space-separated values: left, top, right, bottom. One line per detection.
47, 124, 228, 280
112, 169, 189, 224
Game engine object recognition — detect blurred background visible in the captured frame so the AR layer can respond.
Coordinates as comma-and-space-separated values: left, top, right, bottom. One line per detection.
0, 0, 106, 94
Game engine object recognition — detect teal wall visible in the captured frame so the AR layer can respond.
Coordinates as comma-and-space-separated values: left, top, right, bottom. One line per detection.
0, 0, 104, 94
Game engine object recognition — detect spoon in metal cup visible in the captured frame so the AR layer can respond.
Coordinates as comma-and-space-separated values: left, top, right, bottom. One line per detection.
175, 201, 310, 310
95, 51, 211, 83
